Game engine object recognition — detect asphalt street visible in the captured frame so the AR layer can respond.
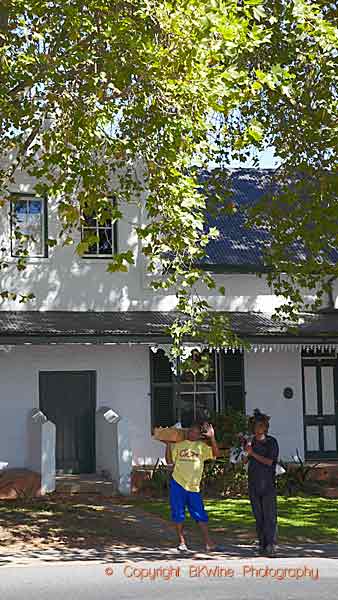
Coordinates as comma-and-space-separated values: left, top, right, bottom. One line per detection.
1, 557, 338, 600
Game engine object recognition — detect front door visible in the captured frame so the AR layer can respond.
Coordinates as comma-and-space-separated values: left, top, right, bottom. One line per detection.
302, 358, 338, 460
40, 371, 96, 474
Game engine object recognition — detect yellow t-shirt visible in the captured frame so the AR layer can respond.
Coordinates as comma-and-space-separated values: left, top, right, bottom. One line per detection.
171, 440, 213, 492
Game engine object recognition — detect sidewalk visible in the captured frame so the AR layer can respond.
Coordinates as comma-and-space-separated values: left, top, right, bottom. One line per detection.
0, 498, 338, 566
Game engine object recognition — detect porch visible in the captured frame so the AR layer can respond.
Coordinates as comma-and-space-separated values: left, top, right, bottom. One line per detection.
0, 309, 337, 496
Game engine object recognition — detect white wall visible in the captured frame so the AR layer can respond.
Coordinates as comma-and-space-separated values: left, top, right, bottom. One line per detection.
245, 350, 304, 460
0, 344, 162, 469
0, 343, 306, 469
0, 168, 288, 314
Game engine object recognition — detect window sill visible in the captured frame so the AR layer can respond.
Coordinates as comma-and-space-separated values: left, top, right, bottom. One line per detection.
81, 255, 117, 260
5, 256, 50, 264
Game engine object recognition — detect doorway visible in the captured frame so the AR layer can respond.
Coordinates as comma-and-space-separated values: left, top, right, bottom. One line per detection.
302, 358, 338, 460
39, 370, 96, 474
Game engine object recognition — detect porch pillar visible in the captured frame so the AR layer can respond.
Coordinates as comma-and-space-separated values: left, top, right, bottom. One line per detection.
117, 417, 132, 495
26, 409, 56, 494
96, 407, 132, 495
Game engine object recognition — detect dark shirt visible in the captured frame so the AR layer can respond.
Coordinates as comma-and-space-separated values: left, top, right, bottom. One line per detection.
248, 435, 279, 496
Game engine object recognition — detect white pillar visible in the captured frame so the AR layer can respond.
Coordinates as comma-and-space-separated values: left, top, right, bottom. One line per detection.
27, 409, 56, 494
96, 407, 132, 495
117, 417, 132, 495
96, 407, 119, 483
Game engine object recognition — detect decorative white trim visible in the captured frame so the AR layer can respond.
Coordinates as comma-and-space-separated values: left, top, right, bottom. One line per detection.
0, 340, 337, 357
150, 342, 338, 357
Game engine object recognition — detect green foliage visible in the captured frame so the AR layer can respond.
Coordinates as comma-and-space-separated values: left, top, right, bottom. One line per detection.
208, 408, 249, 446
202, 459, 248, 497
146, 459, 171, 496
0, 1, 337, 343
201, 455, 228, 492
277, 451, 322, 496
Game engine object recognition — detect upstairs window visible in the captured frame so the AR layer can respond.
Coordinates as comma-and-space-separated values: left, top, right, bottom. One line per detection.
81, 198, 118, 257
10, 196, 47, 258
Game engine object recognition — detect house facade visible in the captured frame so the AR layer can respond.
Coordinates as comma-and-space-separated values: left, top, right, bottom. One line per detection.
0, 168, 337, 494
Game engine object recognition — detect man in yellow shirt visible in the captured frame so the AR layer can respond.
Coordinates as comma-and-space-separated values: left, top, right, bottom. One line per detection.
164, 421, 222, 552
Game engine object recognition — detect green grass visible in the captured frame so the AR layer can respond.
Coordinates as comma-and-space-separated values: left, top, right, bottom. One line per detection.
135, 496, 338, 543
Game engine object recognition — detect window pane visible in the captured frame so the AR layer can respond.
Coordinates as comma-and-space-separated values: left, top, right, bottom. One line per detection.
180, 392, 216, 427
306, 425, 320, 451
180, 350, 215, 383
82, 228, 98, 254
98, 228, 112, 254
83, 215, 97, 227
29, 200, 42, 214
323, 425, 337, 452
11, 198, 44, 257
304, 367, 318, 415
14, 200, 27, 216
321, 367, 335, 415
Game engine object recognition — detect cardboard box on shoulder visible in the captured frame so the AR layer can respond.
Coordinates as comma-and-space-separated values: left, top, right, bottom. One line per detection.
152, 426, 188, 443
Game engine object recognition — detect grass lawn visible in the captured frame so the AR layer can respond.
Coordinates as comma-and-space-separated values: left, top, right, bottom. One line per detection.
134, 496, 338, 543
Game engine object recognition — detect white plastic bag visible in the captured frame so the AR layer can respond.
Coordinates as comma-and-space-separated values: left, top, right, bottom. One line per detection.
275, 463, 286, 476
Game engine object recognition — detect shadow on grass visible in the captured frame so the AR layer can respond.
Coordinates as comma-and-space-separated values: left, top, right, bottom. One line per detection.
0, 495, 337, 565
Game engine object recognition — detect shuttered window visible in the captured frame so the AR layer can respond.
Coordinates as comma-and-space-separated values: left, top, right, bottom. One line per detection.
221, 351, 245, 412
150, 350, 176, 427
150, 348, 245, 428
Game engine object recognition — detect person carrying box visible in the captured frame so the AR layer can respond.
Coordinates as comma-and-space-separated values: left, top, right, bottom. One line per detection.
162, 420, 224, 553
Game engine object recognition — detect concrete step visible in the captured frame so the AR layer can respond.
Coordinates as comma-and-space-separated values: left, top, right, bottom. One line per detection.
55, 474, 118, 497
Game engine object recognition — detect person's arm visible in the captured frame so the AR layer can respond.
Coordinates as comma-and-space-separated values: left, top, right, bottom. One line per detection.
248, 449, 273, 466
203, 424, 220, 458
165, 442, 174, 464
247, 438, 279, 466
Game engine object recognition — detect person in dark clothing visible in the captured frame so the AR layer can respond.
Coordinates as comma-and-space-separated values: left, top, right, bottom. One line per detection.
244, 409, 279, 557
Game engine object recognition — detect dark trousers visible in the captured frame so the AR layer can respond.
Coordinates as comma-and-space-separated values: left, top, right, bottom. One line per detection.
249, 490, 277, 547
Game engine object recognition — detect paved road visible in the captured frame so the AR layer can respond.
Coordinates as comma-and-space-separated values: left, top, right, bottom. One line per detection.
1, 557, 338, 600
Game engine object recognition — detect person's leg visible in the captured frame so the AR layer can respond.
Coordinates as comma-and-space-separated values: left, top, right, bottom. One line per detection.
186, 490, 214, 549
249, 490, 265, 548
175, 523, 186, 546
169, 478, 187, 547
262, 493, 277, 548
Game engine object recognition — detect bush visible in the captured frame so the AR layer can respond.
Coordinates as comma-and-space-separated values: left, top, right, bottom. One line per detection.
201, 458, 248, 498
207, 409, 249, 447
277, 451, 322, 496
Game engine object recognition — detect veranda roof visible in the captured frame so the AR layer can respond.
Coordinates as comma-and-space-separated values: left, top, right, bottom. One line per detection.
0, 310, 336, 348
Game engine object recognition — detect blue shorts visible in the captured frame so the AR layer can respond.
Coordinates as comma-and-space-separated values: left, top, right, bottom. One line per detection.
169, 477, 209, 523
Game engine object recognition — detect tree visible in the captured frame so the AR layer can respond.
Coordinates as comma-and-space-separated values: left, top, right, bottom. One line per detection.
0, 0, 337, 355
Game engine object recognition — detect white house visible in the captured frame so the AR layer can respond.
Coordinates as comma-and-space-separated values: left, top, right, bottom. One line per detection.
0, 168, 337, 494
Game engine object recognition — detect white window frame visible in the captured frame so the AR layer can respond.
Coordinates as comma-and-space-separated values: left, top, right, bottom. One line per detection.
81, 198, 118, 258
10, 195, 47, 258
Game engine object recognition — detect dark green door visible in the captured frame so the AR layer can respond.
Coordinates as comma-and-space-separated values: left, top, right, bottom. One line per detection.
302, 359, 338, 460
40, 371, 96, 474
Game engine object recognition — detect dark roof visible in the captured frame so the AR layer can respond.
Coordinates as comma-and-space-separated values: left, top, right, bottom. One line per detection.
0, 310, 337, 344
201, 169, 273, 269
201, 169, 338, 269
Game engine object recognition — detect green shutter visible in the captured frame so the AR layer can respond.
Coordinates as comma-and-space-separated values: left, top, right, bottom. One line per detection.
222, 351, 245, 412
150, 350, 175, 427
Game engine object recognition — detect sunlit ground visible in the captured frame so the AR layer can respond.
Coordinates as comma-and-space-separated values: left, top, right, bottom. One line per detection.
136, 497, 338, 543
